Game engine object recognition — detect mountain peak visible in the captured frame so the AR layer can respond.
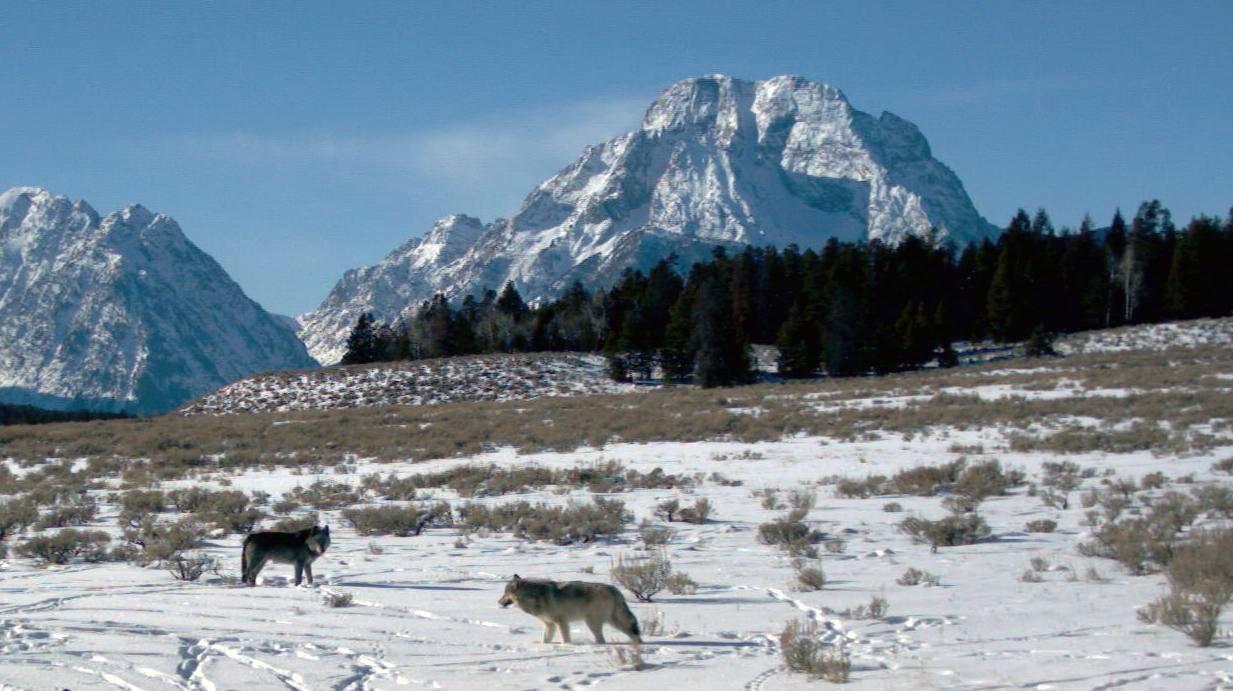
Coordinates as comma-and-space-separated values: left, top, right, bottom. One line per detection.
300, 74, 997, 364
0, 187, 316, 413
0, 186, 51, 210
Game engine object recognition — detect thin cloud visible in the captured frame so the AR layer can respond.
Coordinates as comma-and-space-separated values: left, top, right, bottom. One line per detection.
163, 95, 647, 189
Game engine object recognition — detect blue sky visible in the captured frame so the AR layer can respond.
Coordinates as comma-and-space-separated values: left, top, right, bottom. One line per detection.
3, 2, 1231, 316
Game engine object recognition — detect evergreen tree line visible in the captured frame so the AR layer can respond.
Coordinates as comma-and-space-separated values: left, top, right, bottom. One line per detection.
0, 403, 130, 426
342, 201, 1233, 386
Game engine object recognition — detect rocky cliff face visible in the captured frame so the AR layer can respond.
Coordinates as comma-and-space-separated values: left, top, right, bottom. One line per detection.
0, 187, 317, 413
300, 75, 997, 364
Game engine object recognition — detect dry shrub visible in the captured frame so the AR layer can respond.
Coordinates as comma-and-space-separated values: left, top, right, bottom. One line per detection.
611, 550, 672, 602
954, 460, 1024, 502
678, 497, 713, 524
0, 496, 39, 538
882, 501, 903, 513
892, 460, 965, 496
638, 520, 674, 548
899, 513, 991, 548
788, 489, 816, 511
834, 475, 887, 499
1190, 483, 1233, 518
33, 499, 98, 529
1041, 461, 1083, 492
665, 571, 698, 595
117, 489, 167, 527
271, 514, 320, 532
287, 480, 363, 510
368, 461, 687, 500
839, 596, 889, 620
342, 502, 450, 537
124, 516, 206, 565
271, 498, 301, 514
1010, 421, 1172, 455
1136, 528, 1233, 647
1140, 471, 1167, 490
1038, 488, 1069, 510
458, 498, 628, 545
780, 618, 850, 683
1079, 511, 1181, 575
1025, 519, 1058, 533
171, 488, 264, 534
897, 567, 939, 587
1167, 529, 1233, 605
654, 498, 681, 522
793, 557, 826, 591
1147, 492, 1201, 534
1212, 456, 1233, 475
323, 590, 355, 608
758, 508, 823, 556
653, 496, 712, 524
760, 490, 781, 510
168, 553, 215, 582
17, 529, 110, 564
1138, 592, 1222, 646
0, 345, 1227, 498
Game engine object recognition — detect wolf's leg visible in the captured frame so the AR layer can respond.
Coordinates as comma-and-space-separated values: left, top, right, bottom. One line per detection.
541, 621, 557, 643
294, 562, 304, 586
304, 562, 313, 585
586, 618, 606, 644
249, 556, 268, 586
557, 621, 571, 644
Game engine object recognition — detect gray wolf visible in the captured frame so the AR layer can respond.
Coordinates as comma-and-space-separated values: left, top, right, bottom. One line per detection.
241, 525, 330, 586
498, 574, 641, 644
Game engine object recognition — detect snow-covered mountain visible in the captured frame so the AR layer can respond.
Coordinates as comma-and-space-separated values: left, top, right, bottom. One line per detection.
0, 187, 317, 414
300, 74, 998, 364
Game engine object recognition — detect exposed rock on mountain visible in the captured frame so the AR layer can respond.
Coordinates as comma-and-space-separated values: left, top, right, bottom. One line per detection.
301, 75, 997, 364
0, 187, 317, 413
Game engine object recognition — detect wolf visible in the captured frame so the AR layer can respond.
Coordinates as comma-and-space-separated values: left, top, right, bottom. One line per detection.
498, 575, 641, 645
241, 525, 330, 586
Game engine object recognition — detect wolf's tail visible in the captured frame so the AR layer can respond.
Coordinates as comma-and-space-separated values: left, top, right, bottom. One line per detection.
240, 535, 253, 585
614, 596, 642, 645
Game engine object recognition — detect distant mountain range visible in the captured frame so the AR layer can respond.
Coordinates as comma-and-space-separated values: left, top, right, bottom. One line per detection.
299, 74, 997, 364
1, 74, 999, 409
0, 187, 316, 414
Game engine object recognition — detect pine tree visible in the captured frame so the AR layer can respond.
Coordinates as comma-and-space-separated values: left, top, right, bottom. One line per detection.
775, 302, 820, 377
1104, 209, 1128, 327
496, 281, 528, 318
659, 294, 695, 383
341, 312, 379, 365
821, 245, 870, 376
690, 272, 753, 387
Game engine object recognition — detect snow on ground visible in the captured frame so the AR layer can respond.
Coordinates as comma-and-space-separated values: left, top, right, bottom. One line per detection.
1057, 317, 1233, 355
3, 434, 1232, 690
180, 354, 636, 415
3, 320, 1233, 689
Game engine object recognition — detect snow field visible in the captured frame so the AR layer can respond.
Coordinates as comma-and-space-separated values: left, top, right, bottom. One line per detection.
2, 426, 1232, 689
3, 320, 1233, 689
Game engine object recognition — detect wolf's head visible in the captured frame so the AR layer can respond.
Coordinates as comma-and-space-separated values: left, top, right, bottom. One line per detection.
307, 525, 331, 555
498, 574, 523, 608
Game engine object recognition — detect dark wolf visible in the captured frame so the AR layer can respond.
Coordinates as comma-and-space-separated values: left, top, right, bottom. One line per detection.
241, 525, 330, 586
498, 574, 641, 644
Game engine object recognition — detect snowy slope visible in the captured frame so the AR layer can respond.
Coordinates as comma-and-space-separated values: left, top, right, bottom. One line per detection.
300, 75, 998, 364
179, 353, 633, 415
0, 187, 317, 414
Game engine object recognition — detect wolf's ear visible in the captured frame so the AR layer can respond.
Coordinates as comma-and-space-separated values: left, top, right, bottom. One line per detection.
512, 574, 521, 583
